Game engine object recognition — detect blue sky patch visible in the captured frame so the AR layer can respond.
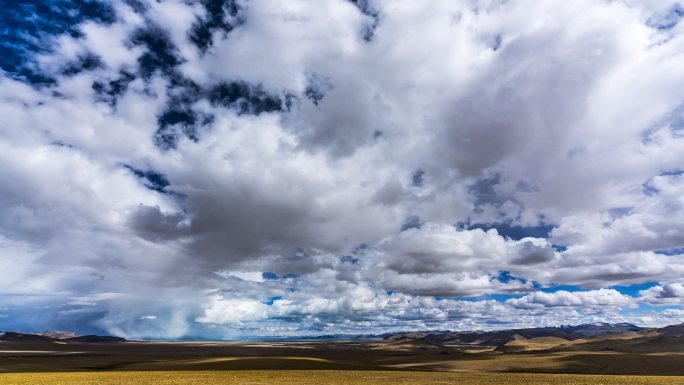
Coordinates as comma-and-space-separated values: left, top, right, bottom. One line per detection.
262, 272, 278, 280
655, 248, 684, 256
189, 0, 243, 53
464, 222, 555, 240
124, 165, 170, 193
0, 0, 116, 84
609, 282, 659, 297
264, 296, 283, 305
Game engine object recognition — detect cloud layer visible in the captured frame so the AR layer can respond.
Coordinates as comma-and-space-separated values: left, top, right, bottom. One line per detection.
1, 0, 684, 338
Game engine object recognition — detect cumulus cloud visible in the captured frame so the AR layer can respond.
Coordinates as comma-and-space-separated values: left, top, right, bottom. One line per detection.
195, 296, 269, 325
507, 289, 637, 310
639, 283, 684, 305
1, 0, 684, 337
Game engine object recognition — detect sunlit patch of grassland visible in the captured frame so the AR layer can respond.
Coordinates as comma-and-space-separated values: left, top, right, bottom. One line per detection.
1, 371, 683, 385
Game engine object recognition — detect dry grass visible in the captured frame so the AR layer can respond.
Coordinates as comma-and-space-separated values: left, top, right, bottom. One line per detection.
3, 339, 684, 377
1, 370, 684, 385
500, 336, 571, 352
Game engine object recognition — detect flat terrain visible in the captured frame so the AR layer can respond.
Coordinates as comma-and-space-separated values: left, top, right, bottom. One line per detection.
3, 326, 684, 384
2, 338, 684, 376
2, 370, 684, 385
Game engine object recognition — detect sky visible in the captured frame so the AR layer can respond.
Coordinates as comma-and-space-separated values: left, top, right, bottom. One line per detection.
1, 0, 684, 340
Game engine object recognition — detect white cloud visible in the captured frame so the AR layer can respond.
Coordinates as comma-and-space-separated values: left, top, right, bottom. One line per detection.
507, 289, 637, 310
217, 271, 266, 282
639, 283, 684, 305
195, 296, 269, 325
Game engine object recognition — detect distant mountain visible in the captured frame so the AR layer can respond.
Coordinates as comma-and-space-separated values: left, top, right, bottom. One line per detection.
38, 331, 79, 339
0, 332, 55, 342
3, 322, 680, 348
271, 334, 385, 341
66, 335, 126, 343
385, 328, 576, 346
383, 323, 645, 348
656, 322, 684, 336
558, 322, 643, 337
0, 331, 125, 343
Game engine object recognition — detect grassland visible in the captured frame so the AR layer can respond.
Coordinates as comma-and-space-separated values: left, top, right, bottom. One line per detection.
2, 370, 684, 385
3, 335, 684, 383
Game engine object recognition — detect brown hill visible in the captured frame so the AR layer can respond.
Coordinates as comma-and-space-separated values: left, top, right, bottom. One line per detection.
496, 336, 570, 352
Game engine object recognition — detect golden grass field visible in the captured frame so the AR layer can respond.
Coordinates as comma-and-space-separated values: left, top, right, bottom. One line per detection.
2, 370, 684, 385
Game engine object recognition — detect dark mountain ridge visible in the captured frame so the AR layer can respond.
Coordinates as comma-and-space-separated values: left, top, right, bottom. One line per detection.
383, 322, 646, 347
0, 331, 125, 343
